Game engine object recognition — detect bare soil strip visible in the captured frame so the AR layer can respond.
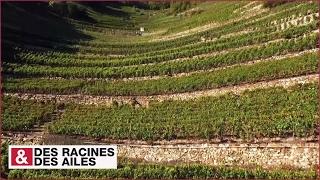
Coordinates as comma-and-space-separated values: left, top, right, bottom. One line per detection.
6, 74, 318, 107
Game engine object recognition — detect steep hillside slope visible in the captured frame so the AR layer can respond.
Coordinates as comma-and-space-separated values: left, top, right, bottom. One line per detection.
2, 1, 319, 179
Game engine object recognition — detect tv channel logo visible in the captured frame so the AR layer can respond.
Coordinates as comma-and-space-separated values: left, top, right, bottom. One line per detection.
10, 148, 33, 167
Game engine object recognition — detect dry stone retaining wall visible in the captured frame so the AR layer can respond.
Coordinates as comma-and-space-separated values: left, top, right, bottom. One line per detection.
4, 133, 318, 169
5, 74, 318, 107
118, 142, 318, 169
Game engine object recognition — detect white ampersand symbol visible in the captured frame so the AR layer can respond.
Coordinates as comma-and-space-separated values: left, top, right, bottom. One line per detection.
16, 149, 28, 165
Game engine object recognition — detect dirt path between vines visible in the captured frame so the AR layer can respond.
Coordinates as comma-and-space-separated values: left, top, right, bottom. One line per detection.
6, 74, 318, 107
2, 107, 65, 145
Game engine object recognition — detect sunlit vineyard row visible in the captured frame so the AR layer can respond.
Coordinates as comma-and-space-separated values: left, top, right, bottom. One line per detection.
46, 83, 316, 140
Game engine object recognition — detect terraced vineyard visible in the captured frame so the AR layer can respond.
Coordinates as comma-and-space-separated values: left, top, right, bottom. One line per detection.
1, 1, 319, 179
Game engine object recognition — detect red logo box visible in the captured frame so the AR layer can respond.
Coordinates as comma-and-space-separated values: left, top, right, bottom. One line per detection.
11, 148, 33, 166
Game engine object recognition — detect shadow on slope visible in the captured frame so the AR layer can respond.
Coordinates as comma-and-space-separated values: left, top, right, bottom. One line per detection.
80, 2, 130, 18
1, 2, 94, 61
2, 2, 92, 43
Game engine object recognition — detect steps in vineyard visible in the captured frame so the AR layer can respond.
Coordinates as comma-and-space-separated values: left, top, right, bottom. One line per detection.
3, 106, 66, 145
30, 108, 64, 133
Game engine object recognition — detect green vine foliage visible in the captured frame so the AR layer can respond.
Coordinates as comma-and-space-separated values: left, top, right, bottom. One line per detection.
47, 84, 317, 140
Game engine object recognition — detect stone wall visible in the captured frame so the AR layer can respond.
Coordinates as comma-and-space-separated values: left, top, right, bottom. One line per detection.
4, 133, 318, 169
5, 74, 318, 107
118, 142, 318, 169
